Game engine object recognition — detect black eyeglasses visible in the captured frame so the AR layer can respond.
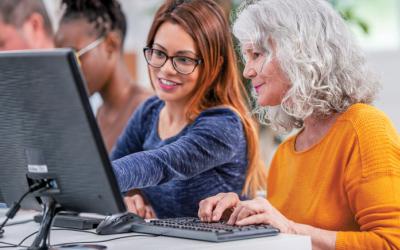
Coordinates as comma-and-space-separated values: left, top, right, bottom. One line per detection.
143, 47, 202, 75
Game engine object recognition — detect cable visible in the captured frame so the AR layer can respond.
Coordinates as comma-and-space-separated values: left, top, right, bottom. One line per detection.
0, 182, 49, 238
0, 230, 39, 248
51, 234, 158, 247
17, 230, 39, 247
48, 228, 156, 247
17, 228, 100, 248
15, 228, 99, 247
3, 219, 34, 227
0, 230, 38, 248
0, 190, 31, 236
0, 229, 156, 249
0, 242, 30, 248
0, 241, 18, 247
51, 228, 98, 235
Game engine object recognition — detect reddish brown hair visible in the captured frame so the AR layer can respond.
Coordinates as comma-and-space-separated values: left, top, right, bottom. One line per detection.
146, 0, 267, 197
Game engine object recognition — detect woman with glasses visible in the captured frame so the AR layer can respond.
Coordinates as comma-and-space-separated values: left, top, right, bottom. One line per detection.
111, 0, 268, 219
198, 0, 400, 249
54, 0, 151, 152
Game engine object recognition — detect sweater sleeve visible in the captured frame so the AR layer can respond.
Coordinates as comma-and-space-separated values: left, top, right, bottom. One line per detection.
110, 96, 156, 160
111, 108, 245, 192
336, 110, 400, 250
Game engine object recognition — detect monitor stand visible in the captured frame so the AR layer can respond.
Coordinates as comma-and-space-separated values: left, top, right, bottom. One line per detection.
26, 196, 106, 250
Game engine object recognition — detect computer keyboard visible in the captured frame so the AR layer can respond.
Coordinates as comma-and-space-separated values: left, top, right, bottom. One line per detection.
130, 217, 280, 242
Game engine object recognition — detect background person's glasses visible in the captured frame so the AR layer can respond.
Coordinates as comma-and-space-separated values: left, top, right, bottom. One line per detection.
143, 47, 202, 75
75, 36, 105, 58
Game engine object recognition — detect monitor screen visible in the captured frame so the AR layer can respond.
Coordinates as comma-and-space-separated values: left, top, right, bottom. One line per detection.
0, 49, 125, 216
0, 190, 4, 204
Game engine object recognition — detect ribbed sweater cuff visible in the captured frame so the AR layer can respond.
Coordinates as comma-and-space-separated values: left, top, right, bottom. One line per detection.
335, 232, 346, 250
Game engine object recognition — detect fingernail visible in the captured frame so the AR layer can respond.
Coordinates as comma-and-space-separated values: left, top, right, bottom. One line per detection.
212, 215, 218, 220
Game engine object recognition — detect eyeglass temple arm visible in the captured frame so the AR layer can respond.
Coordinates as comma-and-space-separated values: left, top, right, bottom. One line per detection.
76, 37, 105, 58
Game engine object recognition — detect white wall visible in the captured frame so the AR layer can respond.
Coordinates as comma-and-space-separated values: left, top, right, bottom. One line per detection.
119, 0, 162, 87
366, 50, 400, 132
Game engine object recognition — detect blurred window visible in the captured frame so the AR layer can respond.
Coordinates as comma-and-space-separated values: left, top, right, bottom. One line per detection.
336, 0, 400, 50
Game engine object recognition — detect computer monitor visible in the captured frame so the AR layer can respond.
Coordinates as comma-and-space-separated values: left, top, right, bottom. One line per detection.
0, 191, 5, 209
0, 190, 4, 203
0, 49, 126, 249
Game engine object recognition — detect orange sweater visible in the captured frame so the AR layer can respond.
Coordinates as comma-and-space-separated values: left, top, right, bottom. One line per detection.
267, 104, 400, 249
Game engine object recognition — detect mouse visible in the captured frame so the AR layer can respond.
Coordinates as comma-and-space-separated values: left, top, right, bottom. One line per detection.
96, 212, 145, 235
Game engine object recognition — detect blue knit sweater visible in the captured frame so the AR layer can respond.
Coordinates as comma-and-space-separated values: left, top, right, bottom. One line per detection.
111, 96, 248, 218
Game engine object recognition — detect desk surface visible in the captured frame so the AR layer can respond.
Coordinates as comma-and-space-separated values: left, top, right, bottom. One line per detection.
0, 210, 311, 250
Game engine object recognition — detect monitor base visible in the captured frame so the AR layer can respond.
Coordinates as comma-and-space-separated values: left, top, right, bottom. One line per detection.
26, 197, 107, 250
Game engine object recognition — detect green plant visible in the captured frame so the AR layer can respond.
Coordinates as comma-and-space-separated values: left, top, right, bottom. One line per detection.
231, 0, 369, 34
329, 0, 369, 34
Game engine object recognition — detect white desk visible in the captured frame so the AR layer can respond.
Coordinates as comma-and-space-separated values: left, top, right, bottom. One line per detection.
0, 211, 311, 250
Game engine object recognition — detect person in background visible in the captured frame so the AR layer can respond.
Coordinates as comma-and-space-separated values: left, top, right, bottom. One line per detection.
198, 0, 400, 249
55, 0, 152, 152
0, 0, 54, 209
111, 0, 268, 219
0, 0, 54, 51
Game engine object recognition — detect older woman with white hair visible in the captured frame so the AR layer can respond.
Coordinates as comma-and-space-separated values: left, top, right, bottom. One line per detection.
198, 0, 400, 249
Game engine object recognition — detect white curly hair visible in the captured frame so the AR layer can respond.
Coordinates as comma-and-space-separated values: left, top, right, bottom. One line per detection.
232, 0, 381, 133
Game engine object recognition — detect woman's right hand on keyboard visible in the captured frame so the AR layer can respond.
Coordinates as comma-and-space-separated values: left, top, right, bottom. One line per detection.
124, 190, 156, 219
198, 192, 240, 222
